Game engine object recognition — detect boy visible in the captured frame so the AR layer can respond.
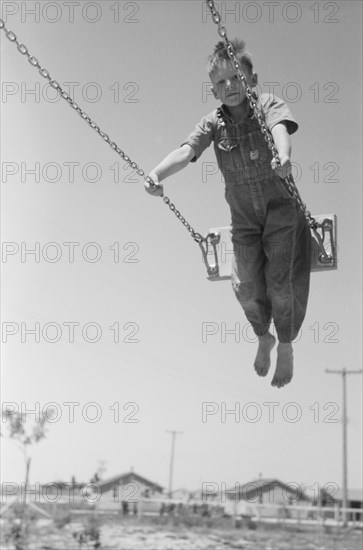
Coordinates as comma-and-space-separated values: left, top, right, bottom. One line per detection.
145, 40, 311, 388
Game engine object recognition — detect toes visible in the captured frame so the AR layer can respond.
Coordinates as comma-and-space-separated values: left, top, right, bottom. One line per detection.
258, 368, 269, 377
271, 374, 293, 388
254, 363, 270, 377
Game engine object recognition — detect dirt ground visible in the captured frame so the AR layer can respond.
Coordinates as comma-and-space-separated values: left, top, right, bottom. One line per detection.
1, 517, 362, 550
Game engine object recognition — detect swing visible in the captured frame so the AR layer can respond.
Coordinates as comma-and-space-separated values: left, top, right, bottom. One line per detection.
200, 214, 338, 281
0, 0, 337, 280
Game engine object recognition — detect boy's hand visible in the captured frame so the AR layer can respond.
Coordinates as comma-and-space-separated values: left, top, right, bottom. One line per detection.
271, 156, 292, 179
144, 173, 163, 197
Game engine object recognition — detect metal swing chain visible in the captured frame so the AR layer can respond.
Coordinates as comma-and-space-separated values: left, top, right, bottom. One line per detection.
0, 18, 204, 244
206, 0, 318, 230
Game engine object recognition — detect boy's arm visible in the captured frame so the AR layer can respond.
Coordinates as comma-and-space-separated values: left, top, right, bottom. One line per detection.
146, 144, 195, 197
271, 122, 292, 179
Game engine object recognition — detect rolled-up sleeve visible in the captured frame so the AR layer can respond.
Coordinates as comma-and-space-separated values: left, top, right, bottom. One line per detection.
260, 93, 298, 135
181, 112, 216, 163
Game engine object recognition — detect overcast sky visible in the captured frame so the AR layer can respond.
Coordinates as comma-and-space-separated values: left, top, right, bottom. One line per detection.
1, 1, 362, 498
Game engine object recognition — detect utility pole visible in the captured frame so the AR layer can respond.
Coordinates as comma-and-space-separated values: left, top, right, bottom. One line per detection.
166, 430, 183, 498
326, 368, 362, 526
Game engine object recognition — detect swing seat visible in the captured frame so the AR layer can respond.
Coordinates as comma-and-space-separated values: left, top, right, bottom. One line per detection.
202, 214, 338, 281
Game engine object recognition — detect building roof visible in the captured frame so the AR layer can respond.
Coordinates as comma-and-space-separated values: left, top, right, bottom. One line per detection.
225, 478, 311, 502
98, 471, 163, 493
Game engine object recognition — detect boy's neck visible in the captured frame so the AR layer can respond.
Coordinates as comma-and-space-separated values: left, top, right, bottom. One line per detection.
223, 98, 251, 123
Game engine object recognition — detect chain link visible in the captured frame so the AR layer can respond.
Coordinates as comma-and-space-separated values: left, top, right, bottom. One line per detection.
0, 18, 203, 243
162, 196, 203, 242
206, 1, 317, 228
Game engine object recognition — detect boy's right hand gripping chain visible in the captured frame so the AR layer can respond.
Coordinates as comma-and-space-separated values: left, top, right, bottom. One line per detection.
145, 175, 164, 197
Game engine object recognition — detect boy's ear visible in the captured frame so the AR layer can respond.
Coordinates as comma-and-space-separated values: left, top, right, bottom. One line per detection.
251, 72, 258, 87
210, 85, 218, 99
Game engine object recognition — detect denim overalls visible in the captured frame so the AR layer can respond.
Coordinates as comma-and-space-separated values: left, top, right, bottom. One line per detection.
183, 94, 311, 342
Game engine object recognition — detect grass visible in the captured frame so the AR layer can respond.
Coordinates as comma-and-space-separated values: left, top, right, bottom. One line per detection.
1, 511, 362, 550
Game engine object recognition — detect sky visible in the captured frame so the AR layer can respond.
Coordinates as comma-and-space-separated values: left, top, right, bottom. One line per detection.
1, 0, 362, 500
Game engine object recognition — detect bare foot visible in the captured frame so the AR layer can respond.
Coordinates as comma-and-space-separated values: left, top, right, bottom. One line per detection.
254, 332, 276, 376
271, 343, 294, 388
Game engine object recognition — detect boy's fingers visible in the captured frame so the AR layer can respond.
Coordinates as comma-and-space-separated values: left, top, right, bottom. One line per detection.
271, 158, 279, 171
144, 180, 163, 196
271, 158, 292, 178
151, 185, 163, 197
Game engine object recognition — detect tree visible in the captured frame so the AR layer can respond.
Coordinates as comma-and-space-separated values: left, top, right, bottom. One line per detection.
2, 406, 55, 494
1, 406, 56, 546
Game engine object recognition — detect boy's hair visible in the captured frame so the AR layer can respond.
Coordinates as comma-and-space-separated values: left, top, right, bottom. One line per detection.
207, 39, 253, 75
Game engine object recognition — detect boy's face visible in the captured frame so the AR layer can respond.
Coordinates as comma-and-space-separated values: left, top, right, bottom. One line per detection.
210, 60, 257, 107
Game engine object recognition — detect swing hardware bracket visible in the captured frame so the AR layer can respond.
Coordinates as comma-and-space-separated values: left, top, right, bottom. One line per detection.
198, 232, 221, 279
311, 218, 335, 265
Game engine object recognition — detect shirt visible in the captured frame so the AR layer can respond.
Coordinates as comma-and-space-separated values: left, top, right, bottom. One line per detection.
182, 93, 298, 186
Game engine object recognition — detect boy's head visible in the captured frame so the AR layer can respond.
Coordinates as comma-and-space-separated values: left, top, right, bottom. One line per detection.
208, 39, 258, 106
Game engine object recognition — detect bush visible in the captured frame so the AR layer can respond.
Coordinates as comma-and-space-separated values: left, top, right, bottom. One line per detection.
2, 518, 28, 550
54, 511, 72, 529
72, 516, 101, 549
